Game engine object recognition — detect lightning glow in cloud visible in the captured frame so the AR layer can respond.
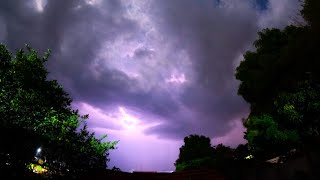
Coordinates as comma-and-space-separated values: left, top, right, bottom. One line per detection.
166, 73, 187, 84
1, 0, 302, 172
119, 106, 139, 129
85, 0, 102, 7
34, 0, 47, 12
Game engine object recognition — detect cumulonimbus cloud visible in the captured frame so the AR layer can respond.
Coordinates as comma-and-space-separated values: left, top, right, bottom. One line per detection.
0, 0, 302, 141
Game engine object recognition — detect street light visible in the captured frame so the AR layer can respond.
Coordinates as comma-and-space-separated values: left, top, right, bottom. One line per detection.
36, 147, 41, 154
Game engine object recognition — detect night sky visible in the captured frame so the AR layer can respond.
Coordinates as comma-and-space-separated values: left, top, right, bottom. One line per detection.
0, 0, 302, 172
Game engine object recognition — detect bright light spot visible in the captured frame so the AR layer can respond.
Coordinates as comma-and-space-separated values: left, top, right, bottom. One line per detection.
28, 163, 48, 174
85, 0, 102, 6
37, 147, 41, 153
165, 73, 187, 84
245, 155, 254, 159
119, 106, 139, 129
34, 0, 47, 12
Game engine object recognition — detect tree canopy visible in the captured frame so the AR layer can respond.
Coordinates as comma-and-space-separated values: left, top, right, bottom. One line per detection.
235, 0, 320, 158
174, 134, 242, 172
175, 135, 215, 171
0, 44, 117, 178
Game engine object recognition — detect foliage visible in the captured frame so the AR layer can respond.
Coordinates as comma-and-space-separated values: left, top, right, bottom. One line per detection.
0, 44, 117, 177
174, 135, 244, 172
211, 144, 235, 173
175, 156, 215, 171
245, 114, 299, 159
235, 0, 320, 159
235, 25, 308, 115
213, 144, 234, 161
175, 135, 215, 171
301, 0, 320, 30
274, 80, 320, 140
27, 163, 48, 174
234, 144, 250, 160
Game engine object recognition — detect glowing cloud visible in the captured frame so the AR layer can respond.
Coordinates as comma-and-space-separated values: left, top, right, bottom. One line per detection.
165, 73, 187, 84
85, 0, 102, 6
34, 0, 47, 12
119, 106, 139, 129
1, 0, 302, 172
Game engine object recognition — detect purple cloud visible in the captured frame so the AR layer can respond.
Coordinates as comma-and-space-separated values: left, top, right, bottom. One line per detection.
0, 0, 302, 171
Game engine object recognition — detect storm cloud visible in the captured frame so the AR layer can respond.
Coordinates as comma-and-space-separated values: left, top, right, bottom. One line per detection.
0, 0, 302, 171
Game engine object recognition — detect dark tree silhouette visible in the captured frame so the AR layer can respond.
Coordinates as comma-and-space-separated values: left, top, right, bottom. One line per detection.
175, 135, 215, 171
0, 44, 117, 178
301, 0, 320, 30
235, 0, 320, 159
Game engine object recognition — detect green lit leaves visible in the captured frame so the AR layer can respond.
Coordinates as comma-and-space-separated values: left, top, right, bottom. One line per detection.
175, 156, 214, 171
245, 114, 300, 157
274, 81, 320, 138
43, 49, 51, 62
275, 102, 303, 124
244, 80, 320, 158
0, 44, 12, 67
0, 44, 118, 175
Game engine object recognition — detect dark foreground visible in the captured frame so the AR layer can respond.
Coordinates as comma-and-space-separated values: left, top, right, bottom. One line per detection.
4, 148, 320, 180
82, 169, 224, 180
